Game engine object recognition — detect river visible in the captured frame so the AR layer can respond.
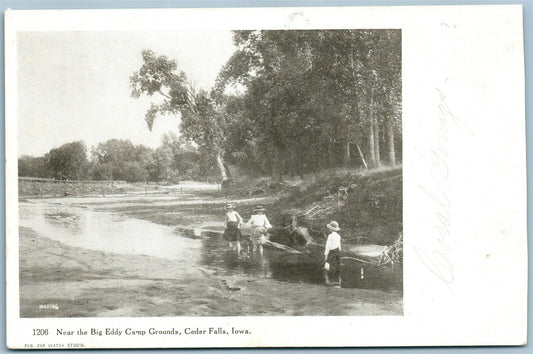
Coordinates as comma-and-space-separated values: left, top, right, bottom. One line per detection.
18, 195, 403, 317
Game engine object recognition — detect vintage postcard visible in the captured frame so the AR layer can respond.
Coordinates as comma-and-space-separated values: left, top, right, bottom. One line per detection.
5, 5, 527, 348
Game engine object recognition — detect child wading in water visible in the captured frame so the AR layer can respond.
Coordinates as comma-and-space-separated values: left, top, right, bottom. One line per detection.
223, 204, 243, 254
324, 220, 342, 287
248, 205, 272, 256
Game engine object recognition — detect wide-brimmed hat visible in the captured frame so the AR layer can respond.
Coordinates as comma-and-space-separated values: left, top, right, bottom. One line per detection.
226, 203, 235, 210
253, 205, 266, 212
327, 221, 340, 231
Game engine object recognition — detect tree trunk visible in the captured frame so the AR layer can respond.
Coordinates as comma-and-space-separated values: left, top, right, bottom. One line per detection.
343, 141, 351, 166
374, 118, 381, 166
216, 153, 229, 181
367, 122, 376, 168
385, 119, 396, 165
367, 89, 376, 168
356, 143, 368, 169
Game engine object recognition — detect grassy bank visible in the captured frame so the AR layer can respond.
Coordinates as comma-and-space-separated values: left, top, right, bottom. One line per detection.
226, 166, 403, 246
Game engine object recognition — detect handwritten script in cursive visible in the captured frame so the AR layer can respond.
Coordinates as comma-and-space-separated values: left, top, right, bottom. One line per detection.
414, 88, 474, 289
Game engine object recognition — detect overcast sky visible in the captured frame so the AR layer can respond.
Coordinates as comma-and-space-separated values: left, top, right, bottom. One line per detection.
17, 31, 236, 157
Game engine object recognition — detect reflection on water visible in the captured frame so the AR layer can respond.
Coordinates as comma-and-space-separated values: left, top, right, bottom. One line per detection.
200, 235, 353, 288
20, 201, 401, 290
196, 238, 401, 290
19, 202, 201, 260
200, 235, 273, 278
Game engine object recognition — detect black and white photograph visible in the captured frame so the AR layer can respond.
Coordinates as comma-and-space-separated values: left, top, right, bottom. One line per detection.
16, 28, 402, 318
5, 6, 527, 349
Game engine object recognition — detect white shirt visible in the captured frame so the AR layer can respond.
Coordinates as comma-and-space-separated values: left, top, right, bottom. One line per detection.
226, 211, 243, 225
248, 214, 272, 229
324, 231, 341, 257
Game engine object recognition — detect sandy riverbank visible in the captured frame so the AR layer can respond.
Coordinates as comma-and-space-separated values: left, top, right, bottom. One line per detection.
19, 226, 402, 317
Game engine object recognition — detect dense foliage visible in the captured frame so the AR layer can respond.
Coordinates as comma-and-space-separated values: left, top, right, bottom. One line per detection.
131, 29, 401, 180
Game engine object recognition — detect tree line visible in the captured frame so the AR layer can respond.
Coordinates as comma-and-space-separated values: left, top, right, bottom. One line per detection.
130, 29, 401, 180
20, 29, 401, 183
18, 133, 212, 182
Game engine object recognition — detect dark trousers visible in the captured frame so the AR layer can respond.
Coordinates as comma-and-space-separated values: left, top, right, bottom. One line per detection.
224, 221, 241, 242
326, 249, 341, 282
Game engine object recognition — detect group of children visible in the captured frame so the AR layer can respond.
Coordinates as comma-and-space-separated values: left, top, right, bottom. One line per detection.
223, 204, 272, 256
223, 204, 342, 286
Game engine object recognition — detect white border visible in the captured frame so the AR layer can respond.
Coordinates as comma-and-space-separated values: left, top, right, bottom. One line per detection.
5, 5, 527, 348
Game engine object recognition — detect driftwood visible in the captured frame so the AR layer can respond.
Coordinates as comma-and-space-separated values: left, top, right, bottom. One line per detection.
376, 233, 403, 267
306, 205, 336, 219
303, 184, 353, 219
266, 230, 403, 270
262, 239, 302, 254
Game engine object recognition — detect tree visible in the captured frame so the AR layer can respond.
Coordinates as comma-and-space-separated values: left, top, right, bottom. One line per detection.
91, 139, 155, 182
217, 31, 329, 177
92, 139, 137, 166
220, 29, 402, 172
147, 146, 173, 182
160, 132, 202, 179
121, 161, 149, 183
87, 162, 113, 181
130, 50, 229, 183
131, 30, 402, 181
18, 155, 49, 178
356, 30, 401, 166
46, 141, 88, 180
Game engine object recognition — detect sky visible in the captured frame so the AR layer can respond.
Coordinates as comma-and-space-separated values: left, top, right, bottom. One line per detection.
17, 31, 236, 157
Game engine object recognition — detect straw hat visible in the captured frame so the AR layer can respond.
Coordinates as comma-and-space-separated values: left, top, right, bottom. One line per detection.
253, 205, 266, 212
326, 221, 340, 232
226, 203, 235, 210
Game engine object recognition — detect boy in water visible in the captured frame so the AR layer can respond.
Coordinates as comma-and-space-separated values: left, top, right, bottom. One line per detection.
324, 220, 342, 286
247, 205, 272, 256
223, 204, 243, 254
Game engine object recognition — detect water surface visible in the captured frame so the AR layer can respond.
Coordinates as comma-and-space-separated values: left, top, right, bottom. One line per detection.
20, 199, 399, 290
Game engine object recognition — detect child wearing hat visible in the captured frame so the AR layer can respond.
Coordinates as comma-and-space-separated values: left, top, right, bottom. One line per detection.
223, 204, 243, 253
247, 205, 272, 256
324, 220, 342, 286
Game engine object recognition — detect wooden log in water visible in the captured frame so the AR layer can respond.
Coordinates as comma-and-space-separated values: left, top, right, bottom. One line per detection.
267, 241, 387, 265
262, 240, 302, 254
